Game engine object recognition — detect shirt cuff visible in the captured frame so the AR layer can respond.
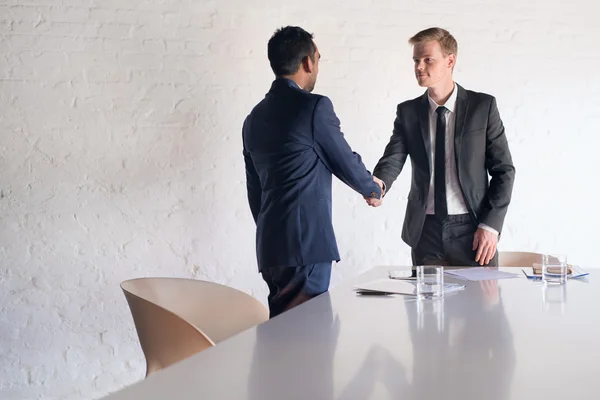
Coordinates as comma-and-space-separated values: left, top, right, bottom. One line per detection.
478, 223, 499, 236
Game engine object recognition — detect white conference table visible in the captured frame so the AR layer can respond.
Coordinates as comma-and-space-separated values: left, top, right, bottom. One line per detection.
101, 266, 599, 399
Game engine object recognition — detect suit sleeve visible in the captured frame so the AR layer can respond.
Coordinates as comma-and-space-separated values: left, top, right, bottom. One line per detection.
242, 118, 261, 223
372, 104, 409, 193
480, 97, 516, 232
312, 96, 381, 199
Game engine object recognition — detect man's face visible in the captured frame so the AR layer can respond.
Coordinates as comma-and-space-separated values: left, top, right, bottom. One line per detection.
305, 44, 320, 93
412, 40, 455, 88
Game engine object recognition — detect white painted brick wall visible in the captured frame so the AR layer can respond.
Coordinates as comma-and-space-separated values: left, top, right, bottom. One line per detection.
1, 0, 598, 398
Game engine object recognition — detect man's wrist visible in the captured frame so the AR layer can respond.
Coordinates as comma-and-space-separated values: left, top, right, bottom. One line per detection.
374, 175, 386, 194
478, 223, 498, 236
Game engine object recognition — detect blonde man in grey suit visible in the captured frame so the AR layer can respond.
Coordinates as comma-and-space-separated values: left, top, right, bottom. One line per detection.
369, 27, 515, 267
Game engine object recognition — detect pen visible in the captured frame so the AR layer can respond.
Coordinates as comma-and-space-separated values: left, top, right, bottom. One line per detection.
355, 290, 395, 296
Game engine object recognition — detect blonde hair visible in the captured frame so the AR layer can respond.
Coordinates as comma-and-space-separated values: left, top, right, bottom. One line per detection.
409, 27, 457, 56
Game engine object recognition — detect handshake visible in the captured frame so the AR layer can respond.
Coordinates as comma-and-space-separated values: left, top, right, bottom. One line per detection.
364, 176, 385, 207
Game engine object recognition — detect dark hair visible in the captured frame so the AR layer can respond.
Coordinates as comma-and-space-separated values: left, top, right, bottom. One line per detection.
267, 26, 316, 77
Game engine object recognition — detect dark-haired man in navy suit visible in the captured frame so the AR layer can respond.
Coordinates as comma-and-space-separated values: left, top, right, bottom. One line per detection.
243, 26, 382, 318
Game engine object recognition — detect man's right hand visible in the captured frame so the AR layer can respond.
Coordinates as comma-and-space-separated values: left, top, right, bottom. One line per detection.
365, 176, 385, 207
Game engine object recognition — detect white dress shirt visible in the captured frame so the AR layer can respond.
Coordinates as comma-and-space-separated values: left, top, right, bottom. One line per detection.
427, 85, 498, 235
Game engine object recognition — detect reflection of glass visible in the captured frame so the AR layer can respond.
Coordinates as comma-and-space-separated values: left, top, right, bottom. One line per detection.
542, 254, 567, 285
542, 283, 567, 314
416, 266, 444, 298
417, 295, 445, 332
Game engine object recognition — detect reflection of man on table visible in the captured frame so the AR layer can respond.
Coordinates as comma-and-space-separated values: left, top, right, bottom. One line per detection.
248, 294, 340, 400
407, 280, 516, 399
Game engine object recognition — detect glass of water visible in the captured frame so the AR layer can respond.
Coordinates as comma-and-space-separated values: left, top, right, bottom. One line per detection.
416, 266, 444, 298
542, 254, 568, 285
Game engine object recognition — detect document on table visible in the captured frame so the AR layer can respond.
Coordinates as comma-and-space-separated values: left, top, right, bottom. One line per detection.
522, 264, 590, 280
354, 279, 417, 295
444, 268, 520, 281
354, 279, 466, 295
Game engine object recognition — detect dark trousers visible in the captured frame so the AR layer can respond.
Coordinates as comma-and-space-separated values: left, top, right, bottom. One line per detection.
260, 262, 332, 318
412, 214, 498, 267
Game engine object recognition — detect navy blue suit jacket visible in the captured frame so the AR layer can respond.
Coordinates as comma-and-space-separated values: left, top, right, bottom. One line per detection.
243, 78, 381, 270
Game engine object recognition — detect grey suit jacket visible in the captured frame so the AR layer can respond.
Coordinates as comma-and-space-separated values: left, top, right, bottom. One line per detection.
373, 84, 515, 248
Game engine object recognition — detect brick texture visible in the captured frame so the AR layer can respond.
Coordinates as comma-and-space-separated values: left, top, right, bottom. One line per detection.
1, 0, 598, 398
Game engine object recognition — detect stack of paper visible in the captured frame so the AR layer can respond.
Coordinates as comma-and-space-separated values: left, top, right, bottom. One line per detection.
522, 264, 589, 280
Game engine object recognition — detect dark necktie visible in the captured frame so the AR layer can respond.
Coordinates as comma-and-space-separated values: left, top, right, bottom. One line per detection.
435, 106, 448, 220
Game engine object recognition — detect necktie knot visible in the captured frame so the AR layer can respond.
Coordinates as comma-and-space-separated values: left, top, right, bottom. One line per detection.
436, 106, 448, 117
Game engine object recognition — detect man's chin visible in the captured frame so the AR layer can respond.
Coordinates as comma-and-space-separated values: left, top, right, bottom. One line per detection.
416, 79, 428, 87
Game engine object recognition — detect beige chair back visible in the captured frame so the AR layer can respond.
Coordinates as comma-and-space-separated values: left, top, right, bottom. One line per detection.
121, 277, 269, 376
498, 251, 544, 267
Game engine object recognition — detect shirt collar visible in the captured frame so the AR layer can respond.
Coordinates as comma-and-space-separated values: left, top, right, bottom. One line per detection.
428, 83, 457, 115
283, 78, 302, 90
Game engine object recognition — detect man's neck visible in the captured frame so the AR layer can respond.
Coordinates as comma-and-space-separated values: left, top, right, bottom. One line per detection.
281, 74, 304, 90
427, 80, 455, 105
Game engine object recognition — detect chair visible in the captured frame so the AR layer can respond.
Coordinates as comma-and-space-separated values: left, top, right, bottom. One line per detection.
498, 251, 544, 267
121, 277, 269, 377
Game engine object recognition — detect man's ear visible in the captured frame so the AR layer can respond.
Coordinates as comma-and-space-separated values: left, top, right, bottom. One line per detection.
447, 53, 456, 70
301, 56, 313, 73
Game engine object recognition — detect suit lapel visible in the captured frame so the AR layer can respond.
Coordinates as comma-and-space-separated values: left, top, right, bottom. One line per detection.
418, 92, 432, 173
454, 84, 469, 165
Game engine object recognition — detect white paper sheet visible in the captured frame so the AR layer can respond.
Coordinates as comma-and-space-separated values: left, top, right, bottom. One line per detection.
444, 267, 519, 281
